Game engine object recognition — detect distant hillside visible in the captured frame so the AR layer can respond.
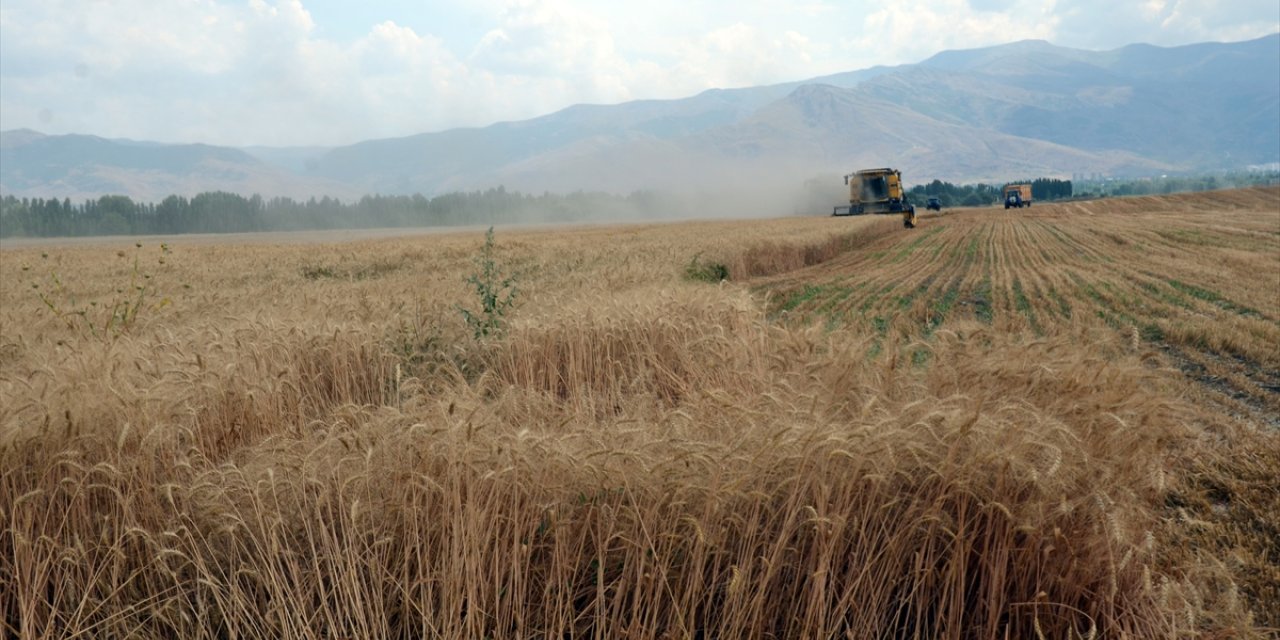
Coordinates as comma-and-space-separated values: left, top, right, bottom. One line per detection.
302, 33, 1276, 195
302, 83, 807, 195
2, 34, 1276, 203
481, 83, 1167, 197
0, 130, 354, 202
882, 35, 1280, 167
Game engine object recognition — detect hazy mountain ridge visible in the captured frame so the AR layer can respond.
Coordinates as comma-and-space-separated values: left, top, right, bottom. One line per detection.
901, 35, 1280, 165
327, 33, 1273, 194
0, 129, 356, 202
303, 83, 808, 194
2, 34, 1276, 202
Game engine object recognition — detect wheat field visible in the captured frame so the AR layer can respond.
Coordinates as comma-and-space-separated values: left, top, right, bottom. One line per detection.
1, 187, 1277, 638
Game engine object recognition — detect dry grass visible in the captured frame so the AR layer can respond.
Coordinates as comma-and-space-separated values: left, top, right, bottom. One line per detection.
1, 189, 1277, 638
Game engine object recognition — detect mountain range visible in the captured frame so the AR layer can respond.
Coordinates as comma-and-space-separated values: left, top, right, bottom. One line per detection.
2, 34, 1277, 202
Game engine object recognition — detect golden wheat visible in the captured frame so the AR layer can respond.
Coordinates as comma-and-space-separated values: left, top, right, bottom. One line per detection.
1, 188, 1277, 638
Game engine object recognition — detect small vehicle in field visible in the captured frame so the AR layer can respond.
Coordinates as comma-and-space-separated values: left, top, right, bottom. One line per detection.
926, 197, 942, 211
1003, 184, 1032, 209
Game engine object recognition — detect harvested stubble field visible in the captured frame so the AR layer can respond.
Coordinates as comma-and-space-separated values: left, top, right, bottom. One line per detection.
1, 187, 1277, 639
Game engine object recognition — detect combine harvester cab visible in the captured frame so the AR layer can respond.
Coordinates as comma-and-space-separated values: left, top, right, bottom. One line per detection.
832, 167, 918, 228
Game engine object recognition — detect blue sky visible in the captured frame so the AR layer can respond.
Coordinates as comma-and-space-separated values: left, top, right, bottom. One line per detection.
1, 0, 1276, 147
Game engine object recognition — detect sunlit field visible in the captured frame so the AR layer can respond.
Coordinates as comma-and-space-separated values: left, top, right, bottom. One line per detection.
2, 187, 1277, 638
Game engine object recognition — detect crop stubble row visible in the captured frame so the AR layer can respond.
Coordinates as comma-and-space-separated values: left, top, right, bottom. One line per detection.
762, 188, 1280, 419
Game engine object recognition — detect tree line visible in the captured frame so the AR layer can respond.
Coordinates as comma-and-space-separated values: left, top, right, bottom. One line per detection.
0, 188, 678, 238
5, 170, 1275, 238
904, 181, 1002, 207
1025, 178, 1073, 201
907, 170, 1279, 207
1072, 170, 1279, 198
905, 178, 1074, 207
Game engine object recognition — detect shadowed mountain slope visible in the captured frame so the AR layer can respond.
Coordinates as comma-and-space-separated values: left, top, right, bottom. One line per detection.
3, 34, 1275, 201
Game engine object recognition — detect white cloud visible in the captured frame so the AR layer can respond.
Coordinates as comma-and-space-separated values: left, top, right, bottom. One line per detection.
0, 0, 1275, 146
471, 0, 615, 76
849, 0, 1058, 63
1052, 0, 1279, 48
665, 23, 829, 91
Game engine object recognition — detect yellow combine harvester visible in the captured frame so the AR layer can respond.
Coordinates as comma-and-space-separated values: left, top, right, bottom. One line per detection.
833, 167, 918, 228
